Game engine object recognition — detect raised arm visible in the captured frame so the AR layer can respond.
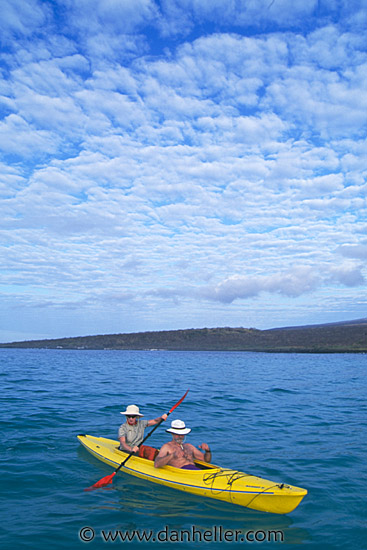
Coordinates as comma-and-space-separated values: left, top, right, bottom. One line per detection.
196, 443, 212, 462
147, 413, 168, 427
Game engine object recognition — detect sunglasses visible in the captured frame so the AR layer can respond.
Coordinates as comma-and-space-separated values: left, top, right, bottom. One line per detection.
126, 415, 138, 419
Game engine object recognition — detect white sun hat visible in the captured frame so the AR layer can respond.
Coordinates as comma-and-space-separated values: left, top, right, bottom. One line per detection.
166, 419, 191, 435
120, 404, 144, 416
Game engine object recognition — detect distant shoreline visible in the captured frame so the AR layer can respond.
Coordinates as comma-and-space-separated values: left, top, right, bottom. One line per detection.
1, 319, 367, 353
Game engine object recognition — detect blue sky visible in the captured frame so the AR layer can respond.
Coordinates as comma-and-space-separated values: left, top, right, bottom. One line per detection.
1, 0, 367, 342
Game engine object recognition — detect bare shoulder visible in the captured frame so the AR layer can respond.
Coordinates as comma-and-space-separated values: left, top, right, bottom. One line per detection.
157, 441, 171, 454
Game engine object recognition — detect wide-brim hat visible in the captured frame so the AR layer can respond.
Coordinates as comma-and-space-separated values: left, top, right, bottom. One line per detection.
120, 404, 144, 416
166, 419, 191, 435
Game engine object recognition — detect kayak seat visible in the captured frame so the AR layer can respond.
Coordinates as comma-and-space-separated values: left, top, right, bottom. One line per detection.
138, 445, 159, 461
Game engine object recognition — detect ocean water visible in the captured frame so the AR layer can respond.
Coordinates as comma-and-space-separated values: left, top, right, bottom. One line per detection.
0, 349, 366, 549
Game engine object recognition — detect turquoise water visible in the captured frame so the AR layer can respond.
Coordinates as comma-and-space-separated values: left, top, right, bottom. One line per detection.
1, 349, 366, 549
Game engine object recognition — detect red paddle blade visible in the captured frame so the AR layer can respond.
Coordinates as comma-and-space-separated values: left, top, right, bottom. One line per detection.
169, 389, 189, 414
84, 472, 116, 491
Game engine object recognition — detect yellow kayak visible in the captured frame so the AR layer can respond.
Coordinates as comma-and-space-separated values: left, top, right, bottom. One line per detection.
78, 434, 307, 514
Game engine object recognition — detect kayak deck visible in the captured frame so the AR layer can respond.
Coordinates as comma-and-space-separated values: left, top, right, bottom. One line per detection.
78, 434, 307, 514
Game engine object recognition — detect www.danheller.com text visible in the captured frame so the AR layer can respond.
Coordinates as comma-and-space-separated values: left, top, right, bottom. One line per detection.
79, 525, 285, 543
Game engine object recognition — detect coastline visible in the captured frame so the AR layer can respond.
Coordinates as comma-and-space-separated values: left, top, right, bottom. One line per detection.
1, 319, 366, 353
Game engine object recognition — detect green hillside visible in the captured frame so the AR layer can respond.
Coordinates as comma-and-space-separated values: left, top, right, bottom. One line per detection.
1, 319, 367, 352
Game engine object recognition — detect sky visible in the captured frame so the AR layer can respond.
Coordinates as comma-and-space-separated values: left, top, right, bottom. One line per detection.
1, 0, 367, 342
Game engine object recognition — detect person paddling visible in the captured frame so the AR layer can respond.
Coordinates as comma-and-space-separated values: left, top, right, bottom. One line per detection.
119, 405, 167, 455
154, 419, 211, 470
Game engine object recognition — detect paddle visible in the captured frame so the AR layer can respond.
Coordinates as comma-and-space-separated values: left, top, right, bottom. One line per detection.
84, 389, 189, 491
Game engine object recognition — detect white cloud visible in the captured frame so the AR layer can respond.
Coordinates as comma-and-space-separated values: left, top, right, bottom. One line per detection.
1, 2, 367, 339
198, 267, 320, 303
0, 0, 48, 40
0, 114, 59, 158
338, 243, 367, 260
329, 264, 365, 286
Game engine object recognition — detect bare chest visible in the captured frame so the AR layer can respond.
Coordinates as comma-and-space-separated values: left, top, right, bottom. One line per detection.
171, 443, 194, 461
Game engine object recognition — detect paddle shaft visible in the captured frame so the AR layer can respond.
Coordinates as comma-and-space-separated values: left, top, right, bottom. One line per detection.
115, 389, 189, 473
84, 389, 189, 491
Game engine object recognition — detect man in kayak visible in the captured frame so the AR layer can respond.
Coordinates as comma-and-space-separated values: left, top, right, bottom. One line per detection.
119, 404, 167, 455
154, 419, 211, 470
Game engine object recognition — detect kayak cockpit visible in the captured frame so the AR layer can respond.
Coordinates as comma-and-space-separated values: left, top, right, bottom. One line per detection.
115, 444, 216, 470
